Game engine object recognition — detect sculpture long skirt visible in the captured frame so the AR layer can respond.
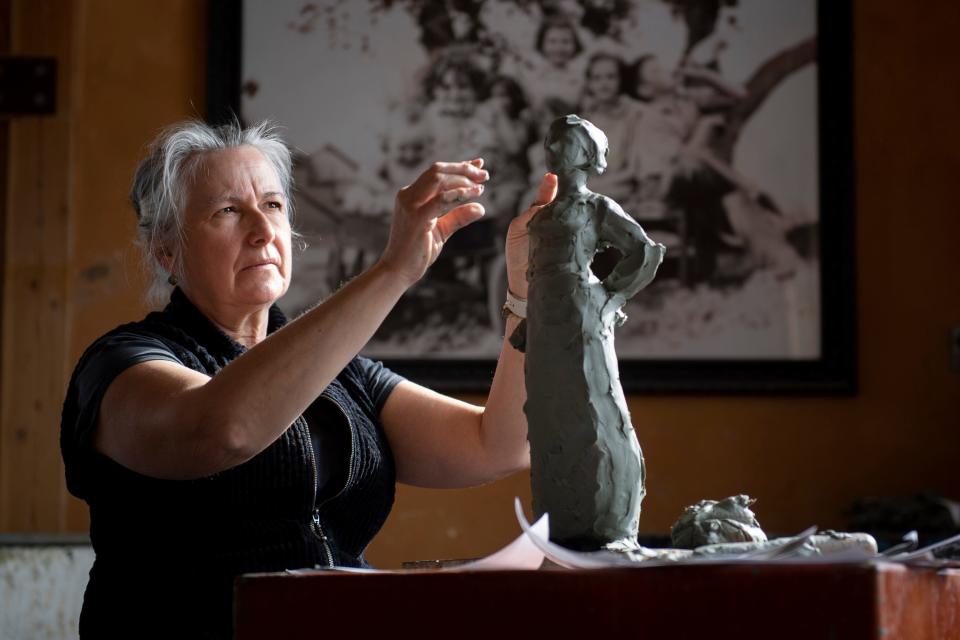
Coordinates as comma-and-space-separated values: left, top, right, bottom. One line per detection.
523, 270, 646, 549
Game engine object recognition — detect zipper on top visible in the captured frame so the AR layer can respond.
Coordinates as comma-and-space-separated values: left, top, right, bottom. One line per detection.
305, 391, 357, 568
311, 510, 335, 568
318, 393, 356, 506
305, 415, 335, 568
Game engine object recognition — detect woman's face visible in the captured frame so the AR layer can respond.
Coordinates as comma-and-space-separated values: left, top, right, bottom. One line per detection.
586, 58, 621, 104
542, 26, 577, 67
176, 145, 292, 311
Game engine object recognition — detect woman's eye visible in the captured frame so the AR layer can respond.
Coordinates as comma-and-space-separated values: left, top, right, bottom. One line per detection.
266, 201, 282, 210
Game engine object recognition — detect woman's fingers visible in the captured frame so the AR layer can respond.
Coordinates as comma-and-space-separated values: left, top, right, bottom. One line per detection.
437, 175, 483, 197
504, 173, 557, 299
440, 184, 484, 204
513, 173, 558, 227
418, 173, 486, 219
402, 160, 489, 207
401, 161, 490, 208
435, 203, 486, 243
532, 173, 559, 208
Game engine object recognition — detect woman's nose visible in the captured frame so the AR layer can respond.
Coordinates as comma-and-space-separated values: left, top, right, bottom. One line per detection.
247, 208, 276, 246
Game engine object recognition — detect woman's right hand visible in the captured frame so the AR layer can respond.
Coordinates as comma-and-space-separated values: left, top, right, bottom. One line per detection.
377, 160, 489, 287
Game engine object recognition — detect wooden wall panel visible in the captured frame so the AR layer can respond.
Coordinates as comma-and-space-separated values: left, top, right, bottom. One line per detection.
64, 0, 208, 531
0, 0, 74, 531
0, 0, 208, 533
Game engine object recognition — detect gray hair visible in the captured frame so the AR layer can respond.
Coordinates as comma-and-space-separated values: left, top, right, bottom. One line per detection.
130, 119, 295, 307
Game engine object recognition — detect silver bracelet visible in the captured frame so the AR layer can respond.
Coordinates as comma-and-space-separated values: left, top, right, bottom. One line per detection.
502, 290, 527, 319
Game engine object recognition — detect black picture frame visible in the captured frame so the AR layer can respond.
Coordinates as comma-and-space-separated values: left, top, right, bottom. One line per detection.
207, 0, 856, 394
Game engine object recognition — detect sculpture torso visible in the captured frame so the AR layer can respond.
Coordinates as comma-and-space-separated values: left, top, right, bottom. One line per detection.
528, 193, 604, 281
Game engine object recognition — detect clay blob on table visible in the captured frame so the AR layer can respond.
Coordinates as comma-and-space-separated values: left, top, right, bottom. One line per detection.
511, 114, 666, 551
668, 495, 878, 559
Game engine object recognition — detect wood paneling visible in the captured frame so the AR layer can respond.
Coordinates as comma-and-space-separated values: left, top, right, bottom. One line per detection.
0, 0, 73, 532
64, 0, 208, 531
0, 0, 207, 533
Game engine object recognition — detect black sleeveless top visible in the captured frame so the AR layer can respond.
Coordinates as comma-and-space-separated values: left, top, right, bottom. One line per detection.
60, 289, 402, 638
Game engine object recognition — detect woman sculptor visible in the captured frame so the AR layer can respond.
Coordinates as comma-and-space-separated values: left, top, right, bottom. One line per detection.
60, 120, 558, 638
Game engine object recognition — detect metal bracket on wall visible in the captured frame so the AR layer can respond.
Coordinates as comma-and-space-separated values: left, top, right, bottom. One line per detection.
952, 327, 960, 372
0, 57, 57, 116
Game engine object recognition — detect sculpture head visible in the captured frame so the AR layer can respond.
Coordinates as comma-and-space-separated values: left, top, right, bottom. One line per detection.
544, 114, 609, 176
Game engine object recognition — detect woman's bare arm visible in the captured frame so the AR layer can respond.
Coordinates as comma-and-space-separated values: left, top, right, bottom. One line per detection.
378, 312, 528, 488
377, 174, 558, 488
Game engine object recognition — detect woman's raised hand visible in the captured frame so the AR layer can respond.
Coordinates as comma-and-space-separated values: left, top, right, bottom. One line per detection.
505, 173, 558, 300
377, 159, 489, 286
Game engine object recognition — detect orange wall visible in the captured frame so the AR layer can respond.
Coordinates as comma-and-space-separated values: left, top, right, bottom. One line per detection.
5, 0, 958, 568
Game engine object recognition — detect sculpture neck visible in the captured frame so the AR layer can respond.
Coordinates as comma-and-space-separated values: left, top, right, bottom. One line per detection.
555, 169, 590, 197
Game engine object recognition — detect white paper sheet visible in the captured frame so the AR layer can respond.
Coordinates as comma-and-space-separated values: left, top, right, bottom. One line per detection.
513, 497, 631, 569
286, 510, 550, 574
446, 513, 549, 571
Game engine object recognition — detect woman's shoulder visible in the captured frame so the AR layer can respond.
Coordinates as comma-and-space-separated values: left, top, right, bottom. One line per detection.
335, 356, 406, 417
62, 314, 195, 498
72, 311, 204, 383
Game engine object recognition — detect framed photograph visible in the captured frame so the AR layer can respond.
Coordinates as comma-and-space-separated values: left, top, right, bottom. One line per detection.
208, 0, 855, 393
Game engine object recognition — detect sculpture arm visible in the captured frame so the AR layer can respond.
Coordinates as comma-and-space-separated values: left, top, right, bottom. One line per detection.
598, 197, 666, 302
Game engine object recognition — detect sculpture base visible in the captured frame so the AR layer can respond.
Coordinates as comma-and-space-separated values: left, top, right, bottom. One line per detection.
551, 535, 641, 553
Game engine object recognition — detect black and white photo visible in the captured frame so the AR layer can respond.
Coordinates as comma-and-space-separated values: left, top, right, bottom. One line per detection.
213, 0, 855, 391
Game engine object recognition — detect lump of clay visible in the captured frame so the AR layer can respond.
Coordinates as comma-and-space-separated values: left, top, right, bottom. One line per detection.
671, 495, 768, 549
691, 531, 879, 558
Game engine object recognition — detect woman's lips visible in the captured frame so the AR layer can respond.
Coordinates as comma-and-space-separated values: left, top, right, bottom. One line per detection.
242, 261, 280, 271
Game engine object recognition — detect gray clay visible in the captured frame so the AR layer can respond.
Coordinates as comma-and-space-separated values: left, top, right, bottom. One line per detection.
512, 115, 665, 550
690, 531, 879, 558
671, 495, 768, 549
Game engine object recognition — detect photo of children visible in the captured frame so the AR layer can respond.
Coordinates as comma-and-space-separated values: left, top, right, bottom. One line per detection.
243, 0, 820, 361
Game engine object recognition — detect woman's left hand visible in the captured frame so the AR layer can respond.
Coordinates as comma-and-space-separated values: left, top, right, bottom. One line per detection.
505, 173, 558, 299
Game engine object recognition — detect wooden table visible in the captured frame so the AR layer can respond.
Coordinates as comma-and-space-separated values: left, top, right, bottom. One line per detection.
234, 561, 960, 639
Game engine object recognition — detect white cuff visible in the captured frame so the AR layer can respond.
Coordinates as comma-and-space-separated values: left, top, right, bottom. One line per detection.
503, 290, 527, 319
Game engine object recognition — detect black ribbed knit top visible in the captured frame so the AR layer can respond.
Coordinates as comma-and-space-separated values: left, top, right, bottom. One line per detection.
60, 289, 401, 638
